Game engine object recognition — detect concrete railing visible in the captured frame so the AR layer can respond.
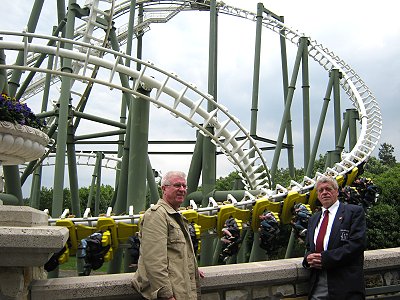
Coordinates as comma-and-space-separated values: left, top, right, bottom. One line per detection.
29, 248, 400, 300
0, 205, 68, 300
1, 205, 399, 300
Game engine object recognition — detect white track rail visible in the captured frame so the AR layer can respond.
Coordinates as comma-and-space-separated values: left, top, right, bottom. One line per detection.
35, 152, 122, 171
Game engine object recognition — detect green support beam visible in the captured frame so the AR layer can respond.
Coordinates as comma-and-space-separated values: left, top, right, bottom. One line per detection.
270, 37, 308, 183
306, 72, 335, 177
52, 0, 77, 218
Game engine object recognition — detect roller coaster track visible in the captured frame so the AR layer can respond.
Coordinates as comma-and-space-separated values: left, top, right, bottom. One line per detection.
0, 31, 271, 191
1, 0, 382, 220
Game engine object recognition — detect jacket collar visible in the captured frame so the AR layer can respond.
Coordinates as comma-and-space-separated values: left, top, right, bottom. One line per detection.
157, 199, 180, 215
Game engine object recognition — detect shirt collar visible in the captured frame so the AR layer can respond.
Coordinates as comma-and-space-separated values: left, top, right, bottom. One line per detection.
322, 199, 340, 215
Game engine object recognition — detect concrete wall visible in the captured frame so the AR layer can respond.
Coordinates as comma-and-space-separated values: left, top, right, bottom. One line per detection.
30, 248, 400, 300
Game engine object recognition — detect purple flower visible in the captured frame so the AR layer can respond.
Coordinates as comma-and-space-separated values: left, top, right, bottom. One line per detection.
0, 93, 45, 130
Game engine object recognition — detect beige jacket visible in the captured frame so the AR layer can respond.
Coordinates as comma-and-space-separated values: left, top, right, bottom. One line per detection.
132, 199, 200, 300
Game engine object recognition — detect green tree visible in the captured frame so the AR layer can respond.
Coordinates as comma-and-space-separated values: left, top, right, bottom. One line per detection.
363, 156, 388, 175
37, 186, 53, 212
366, 203, 400, 249
367, 163, 400, 206
378, 142, 396, 166
37, 185, 115, 217
312, 153, 327, 174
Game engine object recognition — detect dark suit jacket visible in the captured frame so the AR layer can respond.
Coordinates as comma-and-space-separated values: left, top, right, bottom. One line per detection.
303, 202, 366, 300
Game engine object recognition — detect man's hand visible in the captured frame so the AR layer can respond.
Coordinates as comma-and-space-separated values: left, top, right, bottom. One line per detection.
306, 253, 322, 269
199, 269, 205, 278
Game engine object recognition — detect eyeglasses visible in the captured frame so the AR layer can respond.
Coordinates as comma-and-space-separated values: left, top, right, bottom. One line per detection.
165, 183, 187, 189
317, 186, 335, 193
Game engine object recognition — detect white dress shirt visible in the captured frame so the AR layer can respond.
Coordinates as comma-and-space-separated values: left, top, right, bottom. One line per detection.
314, 200, 340, 251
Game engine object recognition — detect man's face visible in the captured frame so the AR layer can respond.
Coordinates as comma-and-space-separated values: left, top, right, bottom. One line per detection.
162, 175, 187, 210
316, 182, 339, 209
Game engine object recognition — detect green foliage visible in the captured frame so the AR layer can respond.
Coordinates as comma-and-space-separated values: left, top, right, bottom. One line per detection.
312, 153, 328, 174
363, 156, 389, 175
366, 203, 400, 249
360, 150, 399, 249
364, 163, 400, 206
273, 167, 305, 188
215, 171, 241, 191
38, 185, 115, 216
378, 142, 396, 167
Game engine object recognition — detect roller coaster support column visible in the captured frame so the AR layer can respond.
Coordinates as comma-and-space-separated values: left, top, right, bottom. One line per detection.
348, 109, 359, 149
335, 108, 350, 155
122, 84, 151, 273
236, 228, 250, 263
333, 69, 342, 146
127, 0, 150, 213
202, 0, 217, 203
325, 150, 340, 170
125, 0, 137, 64
109, 115, 130, 274
186, 131, 203, 205
200, 0, 218, 267
325, 70, 345, 169
284, 228, 296, 259
128, 84, 151, 212
146, 159, 159, 205
249, 232, 267, 262
279, 15, 295, 178
29, 166, 42, 209
250, 3, 263, 138
113, 114, 130, 215
305, 73, 335, 177
116, 0, 136, 211
110, 22, 149, 213
301, 37, 311, 171
270, 37, 308, 183
107, 23, 139, 211
52, 0, 77, 219
67, 121, 82, 217
87, 152, 103, 216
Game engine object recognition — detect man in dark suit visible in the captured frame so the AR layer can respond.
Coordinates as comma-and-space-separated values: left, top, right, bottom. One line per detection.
303, 175, 366, 300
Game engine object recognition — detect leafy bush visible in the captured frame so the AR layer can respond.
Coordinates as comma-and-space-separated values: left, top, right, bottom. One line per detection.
366, 203, 400, 249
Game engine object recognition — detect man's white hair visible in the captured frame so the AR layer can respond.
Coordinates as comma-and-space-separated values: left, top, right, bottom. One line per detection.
316, 175, 339, 190
161, 171, 186, 186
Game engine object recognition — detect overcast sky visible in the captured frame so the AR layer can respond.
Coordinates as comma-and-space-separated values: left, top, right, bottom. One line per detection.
1, 0, 399, 195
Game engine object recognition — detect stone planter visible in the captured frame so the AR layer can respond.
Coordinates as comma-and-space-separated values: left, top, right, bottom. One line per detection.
0, 121, 50, 165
